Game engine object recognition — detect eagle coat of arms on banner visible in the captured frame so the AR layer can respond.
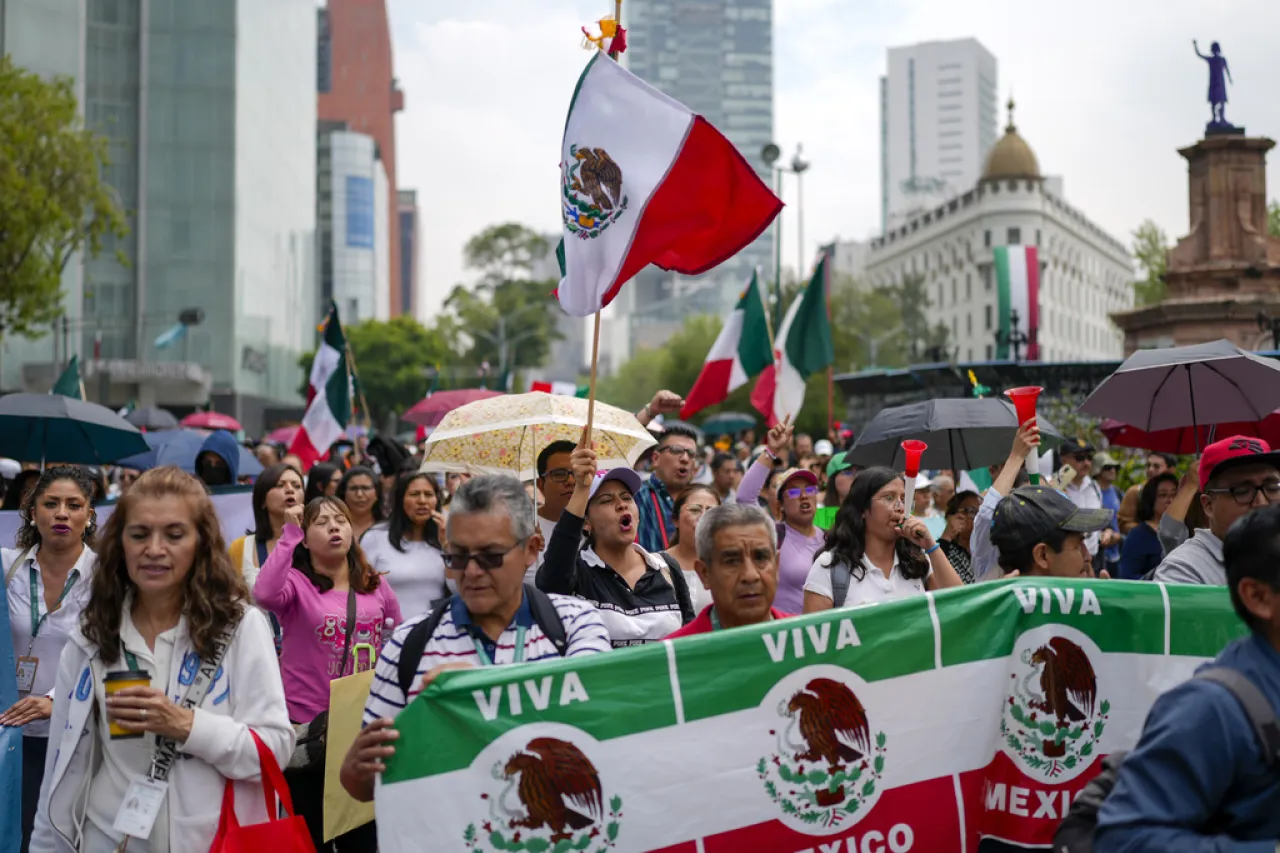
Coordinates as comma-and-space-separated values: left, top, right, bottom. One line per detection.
562, 144, 629, 239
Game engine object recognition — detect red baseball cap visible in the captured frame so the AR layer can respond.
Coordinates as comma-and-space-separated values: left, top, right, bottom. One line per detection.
1199, 435, 1280, 491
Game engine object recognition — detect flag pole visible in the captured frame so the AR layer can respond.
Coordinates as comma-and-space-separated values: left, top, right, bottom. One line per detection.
823, 251, 834, 440
584, 0, 623, 445
344, 336, 374, 432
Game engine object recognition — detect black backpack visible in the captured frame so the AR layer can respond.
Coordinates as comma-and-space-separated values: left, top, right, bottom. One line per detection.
396, 584, 568, 697
1052, 667, 1280, 852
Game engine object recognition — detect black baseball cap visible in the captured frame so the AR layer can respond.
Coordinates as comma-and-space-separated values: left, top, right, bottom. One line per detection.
990, 485, 1113, 553
1063, 438, 1095, 457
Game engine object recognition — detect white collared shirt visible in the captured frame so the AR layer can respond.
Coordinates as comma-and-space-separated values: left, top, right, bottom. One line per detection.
1065, 475, 1103, 556
804, 550, 931, 609
4, 544, 97, 737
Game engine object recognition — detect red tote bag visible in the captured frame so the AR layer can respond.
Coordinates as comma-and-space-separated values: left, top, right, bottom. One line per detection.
209, 731, 317, 853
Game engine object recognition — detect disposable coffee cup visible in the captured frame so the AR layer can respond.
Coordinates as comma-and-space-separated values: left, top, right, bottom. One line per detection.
104, 670, 150, 740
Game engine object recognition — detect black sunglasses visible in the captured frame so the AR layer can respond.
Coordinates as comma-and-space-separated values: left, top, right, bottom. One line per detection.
441, 538, 529, 571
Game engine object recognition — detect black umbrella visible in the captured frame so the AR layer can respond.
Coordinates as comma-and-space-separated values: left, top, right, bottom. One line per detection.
847, 398, 1064, 471
0, 393, 150, 465
1078, 339, 1280, 437
125, 406, 179, 430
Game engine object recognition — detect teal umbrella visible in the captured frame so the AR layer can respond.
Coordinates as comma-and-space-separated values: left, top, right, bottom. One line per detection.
700, 411, 757, 435
0, 393, 148, 465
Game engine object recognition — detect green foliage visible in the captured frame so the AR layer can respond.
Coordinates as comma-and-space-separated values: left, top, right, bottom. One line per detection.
0, 56, 127, 337
1131, 220, 1169, 307
1269, 200, 1280, 238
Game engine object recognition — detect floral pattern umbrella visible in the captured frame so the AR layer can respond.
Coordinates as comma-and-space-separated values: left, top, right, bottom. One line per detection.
419, 392, 656, 480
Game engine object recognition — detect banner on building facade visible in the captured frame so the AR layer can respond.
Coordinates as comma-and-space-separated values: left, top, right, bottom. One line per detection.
375, 579, 1245, 852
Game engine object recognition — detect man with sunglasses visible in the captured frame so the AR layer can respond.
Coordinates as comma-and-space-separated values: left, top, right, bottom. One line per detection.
635, 424, 701, 553
341, 475, 610, 803
1153, 435, 1280, 585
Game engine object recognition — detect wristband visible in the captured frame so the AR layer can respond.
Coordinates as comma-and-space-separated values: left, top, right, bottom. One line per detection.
924, 543, 940, 555
639, 404, 651, 420
762, 447, 778, 461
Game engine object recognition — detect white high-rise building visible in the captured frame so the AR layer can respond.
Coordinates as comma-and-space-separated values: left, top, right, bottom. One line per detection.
880, 38, 998, 232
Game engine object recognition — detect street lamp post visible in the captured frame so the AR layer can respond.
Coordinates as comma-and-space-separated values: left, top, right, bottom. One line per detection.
994, 308, 1032, 362
760, 142, 811, 323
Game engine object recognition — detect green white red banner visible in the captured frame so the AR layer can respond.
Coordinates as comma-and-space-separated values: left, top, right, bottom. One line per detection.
376, 579, 1245, 852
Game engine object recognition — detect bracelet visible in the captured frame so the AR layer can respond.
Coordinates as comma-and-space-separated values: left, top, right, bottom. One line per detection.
639, 404, 651, 420
762, 447, 778, 461
924, 543, 940, 555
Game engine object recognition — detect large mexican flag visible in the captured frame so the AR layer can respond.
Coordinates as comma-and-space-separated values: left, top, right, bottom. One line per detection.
994, 245, 1040, 361
289, 302, 350, 469
375, 579, 1244, 852
555, 52, 782, 317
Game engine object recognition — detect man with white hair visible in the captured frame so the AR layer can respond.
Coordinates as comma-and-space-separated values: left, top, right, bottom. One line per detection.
666, 502, 790, 637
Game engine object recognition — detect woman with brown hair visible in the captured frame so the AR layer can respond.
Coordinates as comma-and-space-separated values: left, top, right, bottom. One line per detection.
30, 466, 294, 853
661, 484, 721, 614
1, 466, 99, 850
253, 495, 402, 852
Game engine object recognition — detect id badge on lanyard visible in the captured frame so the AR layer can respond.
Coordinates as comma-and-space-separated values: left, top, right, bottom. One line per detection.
16, 564, 79, 694
472, 625, 526, 666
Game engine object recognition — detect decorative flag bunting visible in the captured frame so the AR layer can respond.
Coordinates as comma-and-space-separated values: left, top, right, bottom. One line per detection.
681, 271, 773, 418
751, 255, 834, 426
50, 355, 84, 400
994, 245, 1040, 361
289, 301, 350, 469
555, 52, 782, 316
530, 380, 589, 398
375, 579, 1244, 853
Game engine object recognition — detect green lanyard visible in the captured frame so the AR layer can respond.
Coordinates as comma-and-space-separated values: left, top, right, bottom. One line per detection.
471, 625, 526, 667
709, 608, 723, 631
123, 650, 141, 671
28, 564, 80, 642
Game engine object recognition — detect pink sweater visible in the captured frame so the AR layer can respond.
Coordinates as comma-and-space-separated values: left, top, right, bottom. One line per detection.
253, 524, 402, 722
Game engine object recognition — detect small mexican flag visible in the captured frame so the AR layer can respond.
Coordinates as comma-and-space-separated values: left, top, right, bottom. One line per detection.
994, 245, 1040, 361
51, 355, 84, 400
530, 380, 588, 397
289, 301, 350, 469
680, 271, 772, 418
555, 52, 782, 316
750, 255, 834, 426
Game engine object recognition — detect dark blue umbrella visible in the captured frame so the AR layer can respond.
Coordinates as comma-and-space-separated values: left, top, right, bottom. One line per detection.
124, 406, 179, 430
0, 393, 149, 465
116, 429, 264, 478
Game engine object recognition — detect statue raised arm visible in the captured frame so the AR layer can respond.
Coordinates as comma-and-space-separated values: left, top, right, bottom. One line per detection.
1194, 39, 1232, 127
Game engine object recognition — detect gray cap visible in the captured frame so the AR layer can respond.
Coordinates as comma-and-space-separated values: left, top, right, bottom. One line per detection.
990, 485, 1114, 553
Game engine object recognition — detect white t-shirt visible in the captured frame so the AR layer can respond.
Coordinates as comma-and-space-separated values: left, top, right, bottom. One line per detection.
804, 550, 930, 609
530, 513, 559, 583
4, 544, 97, 737
360, 525, 448, 620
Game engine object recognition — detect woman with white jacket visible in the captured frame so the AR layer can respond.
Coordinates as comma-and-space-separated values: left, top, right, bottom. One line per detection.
31, 467, 293, 853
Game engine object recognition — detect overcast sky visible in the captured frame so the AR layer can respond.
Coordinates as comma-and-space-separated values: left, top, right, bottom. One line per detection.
388, 0, 1280, 322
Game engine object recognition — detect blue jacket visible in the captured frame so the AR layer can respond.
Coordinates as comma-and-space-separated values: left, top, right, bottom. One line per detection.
197, 429, 241, 482
1095, 633, 1280, 852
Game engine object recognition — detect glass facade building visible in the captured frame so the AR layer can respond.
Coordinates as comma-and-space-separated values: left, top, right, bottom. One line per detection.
619, 0, 774, 358
317, 127, 390, 324
3, 0, 317, 425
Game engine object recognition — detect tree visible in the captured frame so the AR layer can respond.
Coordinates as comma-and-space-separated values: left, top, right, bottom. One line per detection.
297, 316, 455, 429
443, 223, 562, 373
892, 274, 950, 361
829, 276, 913, 372
1131, 220, 1169, 306
1269, 200, 1280, 238
0, 56, 125, 337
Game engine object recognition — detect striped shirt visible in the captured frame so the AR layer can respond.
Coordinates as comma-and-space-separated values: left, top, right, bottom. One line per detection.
363, 591, 611, 723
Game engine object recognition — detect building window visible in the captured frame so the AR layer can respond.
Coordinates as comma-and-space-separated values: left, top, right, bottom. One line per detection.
984, 266, 992, 291
951, 279, 956, 303
1007, 227, 1021, 245
952, 316, 958, 338
984, 230, 991, 248
985, 344, 993, 360
937, 284, 943, 307
1035, 229, 1041, 245
966, 313, 972, 335
967, 348, 973, 361
966, 273, 972, 299
317, 9, 332, 93
985, 304, 993, 331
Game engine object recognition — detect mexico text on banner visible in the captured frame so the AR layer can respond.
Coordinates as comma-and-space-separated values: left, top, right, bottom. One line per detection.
374, 578, 1246, 853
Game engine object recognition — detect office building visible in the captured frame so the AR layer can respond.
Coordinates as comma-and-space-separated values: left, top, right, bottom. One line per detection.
318, 0, 405, 316
615, 0, 774, 361
864, 102, 1133, 363
317, 122, 391, 324
4, 0, 318, 431
880, 38, 998, 232
397, 189, 419, 318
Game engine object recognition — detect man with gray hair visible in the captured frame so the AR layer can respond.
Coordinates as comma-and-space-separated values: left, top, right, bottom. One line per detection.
666, 502, 790, 638
340, 474, 611, 803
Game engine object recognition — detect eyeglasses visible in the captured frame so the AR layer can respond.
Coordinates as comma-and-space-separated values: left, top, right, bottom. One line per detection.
660, 446, 698, 460
784, 485, 819, 499
542, 468, 575, 483
441, 538, 529, 571
1205, 480, 1280, 506
950, 507, 979, 517
876, 493, 906, 509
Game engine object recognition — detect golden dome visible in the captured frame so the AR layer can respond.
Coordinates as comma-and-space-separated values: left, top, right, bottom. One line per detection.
981, 98, 1041, 181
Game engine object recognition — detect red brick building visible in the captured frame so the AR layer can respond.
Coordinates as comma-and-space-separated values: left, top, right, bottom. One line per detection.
318, 0, 406, 315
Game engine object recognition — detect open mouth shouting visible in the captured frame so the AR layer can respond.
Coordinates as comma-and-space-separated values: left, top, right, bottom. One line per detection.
618, 512, 635, 535
328, 534, 345, 548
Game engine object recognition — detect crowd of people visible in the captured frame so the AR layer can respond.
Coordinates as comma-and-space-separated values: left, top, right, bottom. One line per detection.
0, 387, 1276, 852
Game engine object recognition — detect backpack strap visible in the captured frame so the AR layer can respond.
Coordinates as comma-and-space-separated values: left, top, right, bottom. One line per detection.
830, 557, 852, 609
397, 601, 452, 697
523, 584, 568, 656
775, 521, 786, 551
1194, 667, 1280, 765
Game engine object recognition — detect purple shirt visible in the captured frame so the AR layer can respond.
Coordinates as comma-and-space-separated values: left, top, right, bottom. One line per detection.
253, 524, 403, 722
735, 458, 826, 613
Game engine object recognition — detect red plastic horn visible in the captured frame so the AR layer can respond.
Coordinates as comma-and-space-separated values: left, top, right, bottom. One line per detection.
1005, 386, 1043, 426
901, 439, 928, 477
